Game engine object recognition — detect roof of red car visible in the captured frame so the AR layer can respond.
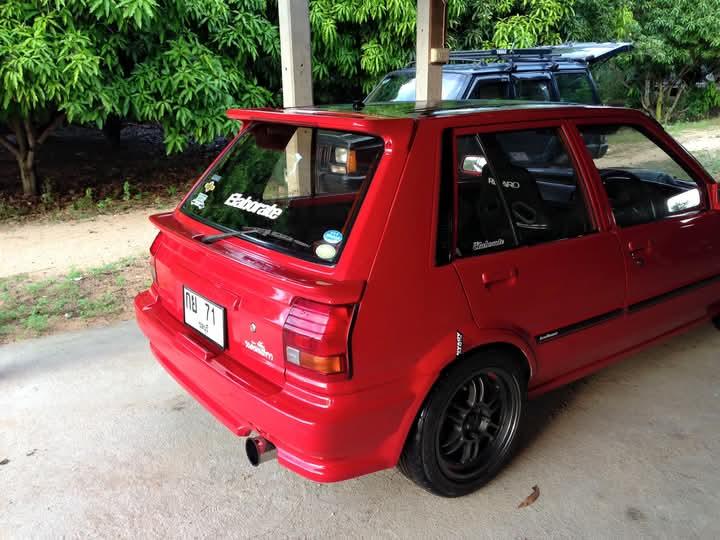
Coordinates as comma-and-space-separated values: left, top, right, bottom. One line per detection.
227, 100, 637, 125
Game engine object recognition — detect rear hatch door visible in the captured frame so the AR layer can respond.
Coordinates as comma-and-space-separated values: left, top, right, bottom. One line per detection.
543, 42, 633, 64
151, 212, 365, 387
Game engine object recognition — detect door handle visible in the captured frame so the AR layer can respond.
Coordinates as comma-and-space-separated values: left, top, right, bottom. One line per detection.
481, 267, 518, 288
628, 240, 653, 266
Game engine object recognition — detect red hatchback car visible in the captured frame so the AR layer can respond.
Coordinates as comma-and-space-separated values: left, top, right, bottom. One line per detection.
135, 101, 720, 497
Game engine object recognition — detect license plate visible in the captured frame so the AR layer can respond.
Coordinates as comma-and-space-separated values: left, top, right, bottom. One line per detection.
183, 287, 226, 348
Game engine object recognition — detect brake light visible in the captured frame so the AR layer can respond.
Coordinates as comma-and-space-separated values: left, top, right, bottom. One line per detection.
283, 298, 354, 379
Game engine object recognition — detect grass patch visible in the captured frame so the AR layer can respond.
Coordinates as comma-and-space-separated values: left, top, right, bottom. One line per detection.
666, 117, 720, 137
690, 150, 720, 181
0, 257, 150, 343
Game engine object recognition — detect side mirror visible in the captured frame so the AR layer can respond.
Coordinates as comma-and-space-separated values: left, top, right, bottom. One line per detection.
461, 155, 487, 176
666, 188, 701, 213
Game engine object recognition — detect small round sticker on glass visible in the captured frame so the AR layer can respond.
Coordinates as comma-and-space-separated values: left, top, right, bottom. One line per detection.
323, 229, 343, 245
315, 243, 337, 260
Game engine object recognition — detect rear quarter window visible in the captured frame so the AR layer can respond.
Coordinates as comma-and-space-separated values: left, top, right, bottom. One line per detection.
555, 72, 596, 104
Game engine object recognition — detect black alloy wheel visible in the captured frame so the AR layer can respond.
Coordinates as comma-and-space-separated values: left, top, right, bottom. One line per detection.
399, 351, 526, 497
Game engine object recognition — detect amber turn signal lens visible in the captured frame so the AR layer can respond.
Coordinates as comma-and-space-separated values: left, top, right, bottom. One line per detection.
286, 347, 345, 375
346, 150, 357, 174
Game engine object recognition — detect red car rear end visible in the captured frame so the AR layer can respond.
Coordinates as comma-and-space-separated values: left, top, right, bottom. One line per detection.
137, 102, 720, 496
135, 107, 417, 481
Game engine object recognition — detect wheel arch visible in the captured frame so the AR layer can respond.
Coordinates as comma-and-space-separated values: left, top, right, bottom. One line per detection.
390, 332, 536, 466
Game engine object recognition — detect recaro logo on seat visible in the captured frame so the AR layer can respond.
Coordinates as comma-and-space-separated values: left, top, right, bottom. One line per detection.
225, 193, 283, 219
488, 177, 520, 189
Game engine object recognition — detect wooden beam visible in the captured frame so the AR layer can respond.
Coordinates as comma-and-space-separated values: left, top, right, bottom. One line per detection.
416, 0, 449, 106
278, 0, 313, 108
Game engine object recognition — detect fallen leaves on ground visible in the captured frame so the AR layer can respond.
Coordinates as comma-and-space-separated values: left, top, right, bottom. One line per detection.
517, 485, 540, 508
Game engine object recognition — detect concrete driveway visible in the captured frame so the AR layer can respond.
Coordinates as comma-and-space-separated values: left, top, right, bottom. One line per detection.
1, 321, 719, 539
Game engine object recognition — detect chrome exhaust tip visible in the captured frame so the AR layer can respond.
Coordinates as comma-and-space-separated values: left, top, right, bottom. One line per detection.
245, 436, 277, 466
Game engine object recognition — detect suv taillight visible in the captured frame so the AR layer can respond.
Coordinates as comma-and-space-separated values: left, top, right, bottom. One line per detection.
283, 298, 354, 380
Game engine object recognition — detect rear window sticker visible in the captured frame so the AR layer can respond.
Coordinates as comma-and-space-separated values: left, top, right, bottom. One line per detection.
473, 239, 505, 251
204, 181, 216, 193
323, 230, 343, 245
315, 243, 337, 260
224, 193, 283, 219
191, 193, 208, 210
211, 174, 222, 183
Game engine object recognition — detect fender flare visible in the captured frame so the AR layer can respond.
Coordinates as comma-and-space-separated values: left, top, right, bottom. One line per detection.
387, 323, 537, 465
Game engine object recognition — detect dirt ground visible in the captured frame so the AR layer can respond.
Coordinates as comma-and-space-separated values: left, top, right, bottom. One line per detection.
0, 207, 166, 279
0, 257, 150, 344
600, 124, 720, 175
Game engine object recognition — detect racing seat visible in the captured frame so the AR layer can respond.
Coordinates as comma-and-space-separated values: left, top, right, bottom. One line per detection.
479, 159, 553, 245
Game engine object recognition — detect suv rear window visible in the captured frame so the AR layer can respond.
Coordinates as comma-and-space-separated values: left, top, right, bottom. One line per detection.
182, 123, 384, 264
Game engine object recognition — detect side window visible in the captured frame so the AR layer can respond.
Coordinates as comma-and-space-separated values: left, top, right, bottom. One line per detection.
468, 78, 509, 100
514, 78, 551, 101
456, 128, 594, 257
555, 72, 596, 104
578, 125, 704, 228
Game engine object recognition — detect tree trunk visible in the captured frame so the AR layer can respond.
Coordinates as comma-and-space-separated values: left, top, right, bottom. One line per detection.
0, 113, 65, 197
655, 82, 664, 121
17, 152, 38, 197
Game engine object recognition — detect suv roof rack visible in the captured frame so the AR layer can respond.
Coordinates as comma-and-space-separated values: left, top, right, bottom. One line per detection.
405, 42, 632, 68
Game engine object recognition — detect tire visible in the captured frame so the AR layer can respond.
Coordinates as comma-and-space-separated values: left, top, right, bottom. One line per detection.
713, 316, 720, 330
399, 350, 526, 497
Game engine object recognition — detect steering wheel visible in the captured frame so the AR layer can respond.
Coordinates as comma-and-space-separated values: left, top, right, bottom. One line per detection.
599, 169, 657, 225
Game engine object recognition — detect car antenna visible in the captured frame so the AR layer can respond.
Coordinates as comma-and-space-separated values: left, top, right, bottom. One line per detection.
352, 100, 365, 111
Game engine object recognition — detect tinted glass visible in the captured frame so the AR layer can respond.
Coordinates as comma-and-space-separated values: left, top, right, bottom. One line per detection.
555, 72, 596, 104
468, 78, 509, 99
514, 78, 552, 101
579, 125, 703, 227
365, 72, 466, 102
182, 123, 384, 264
456, 129, 593, 257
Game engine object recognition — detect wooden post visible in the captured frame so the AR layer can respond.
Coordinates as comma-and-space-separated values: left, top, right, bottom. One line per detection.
278, 0, 313, 108
416, 0, 449, 106
278, 1, 313, 195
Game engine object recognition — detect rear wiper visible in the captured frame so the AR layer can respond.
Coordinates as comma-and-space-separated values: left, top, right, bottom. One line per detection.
195, 227, 311, 249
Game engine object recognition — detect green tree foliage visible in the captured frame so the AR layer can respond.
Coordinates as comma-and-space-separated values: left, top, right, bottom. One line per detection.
570, 0, 720, 123
309, 0, 575, 98
630, 0, 720, 122
6, 0, 667, 197
0, 0, 277, 196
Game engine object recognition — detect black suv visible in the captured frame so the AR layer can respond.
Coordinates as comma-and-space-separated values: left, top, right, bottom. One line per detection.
317, 42, 631, 192
365, 42, 632, 105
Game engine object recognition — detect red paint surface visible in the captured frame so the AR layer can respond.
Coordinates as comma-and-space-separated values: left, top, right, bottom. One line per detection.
135, 104, 720, 482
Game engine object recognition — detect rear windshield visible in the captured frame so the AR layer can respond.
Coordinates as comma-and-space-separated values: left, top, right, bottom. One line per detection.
182, 123, 384, 264
365, 72, 466, 102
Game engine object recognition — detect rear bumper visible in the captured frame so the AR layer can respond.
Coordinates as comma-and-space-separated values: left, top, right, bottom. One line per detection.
134, 289, 416, 482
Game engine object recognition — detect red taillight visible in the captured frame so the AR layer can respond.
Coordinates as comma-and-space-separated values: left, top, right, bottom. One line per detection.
283, 298, 354, 379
